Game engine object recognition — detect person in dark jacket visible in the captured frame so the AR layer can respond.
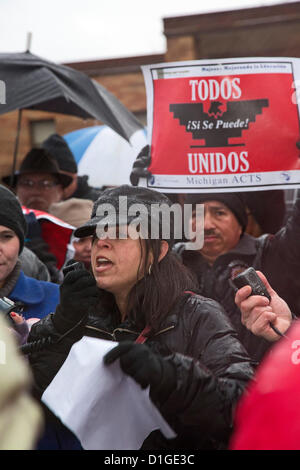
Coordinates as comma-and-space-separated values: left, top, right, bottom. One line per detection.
174, 191, 300, 363
42, 134, 101, 202
27, 185, 254, 450
2, 147, 73, 283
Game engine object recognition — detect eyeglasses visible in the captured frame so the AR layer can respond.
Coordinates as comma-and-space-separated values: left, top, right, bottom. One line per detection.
17, 179, 59, 190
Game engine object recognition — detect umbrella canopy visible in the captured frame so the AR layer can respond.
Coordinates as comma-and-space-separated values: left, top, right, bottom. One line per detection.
0, 51, 143, 142
64, 125, 147, 188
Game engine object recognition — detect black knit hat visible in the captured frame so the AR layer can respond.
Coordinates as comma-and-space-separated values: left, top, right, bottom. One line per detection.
42, 134, 77, 174
0, 185, 27, 253
74, 184, 176, 246
185, 192, 248, 232
2, 148, 73, 188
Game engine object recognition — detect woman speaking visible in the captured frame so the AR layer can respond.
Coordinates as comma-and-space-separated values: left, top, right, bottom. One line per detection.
28, 185, 253, 450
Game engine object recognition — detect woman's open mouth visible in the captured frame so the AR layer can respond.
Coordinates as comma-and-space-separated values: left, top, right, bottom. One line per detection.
95, 256, 113, 273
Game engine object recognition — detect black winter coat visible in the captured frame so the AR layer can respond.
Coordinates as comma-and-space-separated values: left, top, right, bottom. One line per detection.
28, 292, 254, 450
175, 193, 300, 363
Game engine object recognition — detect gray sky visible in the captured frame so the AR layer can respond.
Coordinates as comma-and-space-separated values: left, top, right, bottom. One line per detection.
0, 0, 297, 63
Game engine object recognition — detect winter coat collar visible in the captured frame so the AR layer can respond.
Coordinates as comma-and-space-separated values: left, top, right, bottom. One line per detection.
0, 260, 21, 298
85, 295, 191, 341
225, 233, 260, 257
86, 313, 178, 341
10, 271, 48, 305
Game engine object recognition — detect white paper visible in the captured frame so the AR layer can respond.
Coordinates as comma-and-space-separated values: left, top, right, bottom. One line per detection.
42, 336, 176, 450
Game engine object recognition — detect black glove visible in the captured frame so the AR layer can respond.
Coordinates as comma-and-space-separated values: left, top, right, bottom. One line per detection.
130, 145, 152, 186
52, 269, 99, 334
104, 341, 176, 403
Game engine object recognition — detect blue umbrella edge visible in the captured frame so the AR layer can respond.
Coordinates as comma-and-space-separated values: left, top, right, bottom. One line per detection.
64, 126, 105, 164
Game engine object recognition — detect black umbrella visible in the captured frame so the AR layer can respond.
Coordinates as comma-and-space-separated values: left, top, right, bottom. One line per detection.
0, 51, 143, 183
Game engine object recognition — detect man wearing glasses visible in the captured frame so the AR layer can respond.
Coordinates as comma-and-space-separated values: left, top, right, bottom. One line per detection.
3, 148, 72, 212
1, 148, 73, 283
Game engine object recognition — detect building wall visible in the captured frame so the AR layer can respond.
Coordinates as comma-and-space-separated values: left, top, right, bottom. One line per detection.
164, 2, 300, 60
1, 2, 300, 180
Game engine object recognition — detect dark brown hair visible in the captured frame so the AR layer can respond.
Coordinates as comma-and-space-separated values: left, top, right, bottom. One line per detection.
126, 238, 197, 332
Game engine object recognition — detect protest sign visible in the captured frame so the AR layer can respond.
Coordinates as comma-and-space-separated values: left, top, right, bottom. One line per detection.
142, 58, 300, 193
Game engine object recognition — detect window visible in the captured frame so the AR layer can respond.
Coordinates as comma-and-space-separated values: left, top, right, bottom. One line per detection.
30, 120, 56, 147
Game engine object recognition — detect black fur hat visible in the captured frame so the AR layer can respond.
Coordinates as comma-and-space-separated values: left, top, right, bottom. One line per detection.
186, 192, 248, 232
42, 134, 77, 174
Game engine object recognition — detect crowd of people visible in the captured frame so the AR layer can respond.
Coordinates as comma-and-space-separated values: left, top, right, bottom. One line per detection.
0, 131, 299, 451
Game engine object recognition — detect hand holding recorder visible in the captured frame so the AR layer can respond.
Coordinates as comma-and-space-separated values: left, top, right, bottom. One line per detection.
234, 268, 292, 342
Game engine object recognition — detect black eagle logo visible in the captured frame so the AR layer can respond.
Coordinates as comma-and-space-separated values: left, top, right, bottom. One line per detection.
169, 99, 269, 147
